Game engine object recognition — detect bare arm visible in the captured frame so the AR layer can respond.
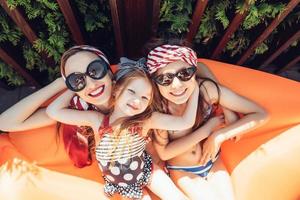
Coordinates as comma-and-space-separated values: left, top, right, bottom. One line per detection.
202, 81, 268, 142
223, 107, 239, 125
0, 78, 66, 132
196, 62, 217, 81
46, 90, 104, 134
154, 81, 268, 161
197, 62, 239, 123
146, 83, 199, 132
153, 115, 224, 161
199, 81, 269, 164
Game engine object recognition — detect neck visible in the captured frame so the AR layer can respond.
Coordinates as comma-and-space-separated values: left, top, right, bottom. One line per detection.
95, 101, 110, 114
167, 100, 188, 115
109, 106, 128, 125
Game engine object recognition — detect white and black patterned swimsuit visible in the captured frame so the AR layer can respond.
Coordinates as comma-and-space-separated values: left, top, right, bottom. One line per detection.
95, 116, 152, 199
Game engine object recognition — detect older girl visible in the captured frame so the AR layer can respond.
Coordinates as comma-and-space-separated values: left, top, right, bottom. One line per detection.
147, 44, 268, 200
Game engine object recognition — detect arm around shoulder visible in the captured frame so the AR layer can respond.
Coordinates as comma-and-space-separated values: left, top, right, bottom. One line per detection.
46, 90, 104, 133
0, 78, 66, 132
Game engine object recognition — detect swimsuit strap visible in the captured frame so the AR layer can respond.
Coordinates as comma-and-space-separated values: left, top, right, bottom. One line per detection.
98, 115, 113, 138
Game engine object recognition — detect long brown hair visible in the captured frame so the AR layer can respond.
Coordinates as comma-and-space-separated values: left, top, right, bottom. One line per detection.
58, 45, 113, 167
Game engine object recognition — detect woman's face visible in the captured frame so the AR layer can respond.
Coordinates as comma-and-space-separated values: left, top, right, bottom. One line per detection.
155, 60, 197, 105
64, 51, 112, 106
115, 78, 152, 117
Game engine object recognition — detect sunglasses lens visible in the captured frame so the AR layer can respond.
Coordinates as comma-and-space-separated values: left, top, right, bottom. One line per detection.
66, 73, 86, 92
155, 73, 174, 86
177, 67, 196, 81
87, 59, 108, 79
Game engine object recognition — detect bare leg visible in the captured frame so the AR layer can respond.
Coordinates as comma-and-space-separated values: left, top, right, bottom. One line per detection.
170, 169, 219, 200
141, 189, 152, 200
146, 164, 187, 200
207, 158, 235, 200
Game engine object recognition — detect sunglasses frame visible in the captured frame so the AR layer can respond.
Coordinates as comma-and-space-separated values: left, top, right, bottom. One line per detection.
65, 58, 109, 92
153, 66, 197, 86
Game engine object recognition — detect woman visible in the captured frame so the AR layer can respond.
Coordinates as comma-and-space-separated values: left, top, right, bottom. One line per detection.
146, 43, 269, 200
0, 45, 113, 168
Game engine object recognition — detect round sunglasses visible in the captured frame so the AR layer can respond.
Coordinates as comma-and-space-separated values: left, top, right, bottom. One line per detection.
153, 66, 197, 86
65, 59, 109, 92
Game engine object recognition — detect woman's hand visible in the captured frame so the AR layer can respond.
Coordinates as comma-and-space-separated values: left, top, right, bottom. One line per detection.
199, 129, 226, 166
206, 114, 225, 131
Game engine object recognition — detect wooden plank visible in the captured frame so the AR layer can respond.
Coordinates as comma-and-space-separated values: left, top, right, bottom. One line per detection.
211, 2, 249, 59
151, 0, 161, 36
56, 0, 84, 45
260, 29, 300, 68
0, 0, 54, 66
109, 0, 124, 57
121, 0, 154, 58
277, 55, 300, 74
0, 48, 40, 87
0, 0, 38, 43
185, 0, 209, 43
237, 0, 300, 65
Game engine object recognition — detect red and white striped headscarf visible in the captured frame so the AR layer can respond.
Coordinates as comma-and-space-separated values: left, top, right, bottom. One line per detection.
146, 44, 198, 74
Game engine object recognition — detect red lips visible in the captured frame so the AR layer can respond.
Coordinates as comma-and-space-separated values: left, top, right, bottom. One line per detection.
88, 85, 105, 97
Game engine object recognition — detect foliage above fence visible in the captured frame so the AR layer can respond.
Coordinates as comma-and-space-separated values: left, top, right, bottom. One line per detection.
158, 0, 299, 60
0, 0, 299, 87
0, 0, 113, 87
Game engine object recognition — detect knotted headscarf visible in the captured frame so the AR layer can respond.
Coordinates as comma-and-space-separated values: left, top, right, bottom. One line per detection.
146, 44, 197, 74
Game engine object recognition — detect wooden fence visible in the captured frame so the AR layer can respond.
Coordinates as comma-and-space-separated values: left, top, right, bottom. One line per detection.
0, 0, 299, 87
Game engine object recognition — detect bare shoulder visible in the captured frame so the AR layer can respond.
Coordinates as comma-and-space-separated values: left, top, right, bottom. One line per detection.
198, 78, 220, 104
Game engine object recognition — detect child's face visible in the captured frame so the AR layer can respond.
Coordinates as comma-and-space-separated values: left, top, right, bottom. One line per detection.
115, 78, 152, 117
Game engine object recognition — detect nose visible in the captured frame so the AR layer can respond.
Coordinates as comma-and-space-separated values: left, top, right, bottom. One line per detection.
170, 77, 183, 89
131, 98, 141, 107
86, 76, 97, 88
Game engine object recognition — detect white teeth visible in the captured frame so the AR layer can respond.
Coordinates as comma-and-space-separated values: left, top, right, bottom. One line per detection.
172, 90, 185, 95
90, 86, 103, 95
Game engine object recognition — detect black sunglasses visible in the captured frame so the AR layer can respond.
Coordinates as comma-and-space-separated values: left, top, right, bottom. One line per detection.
65, 59, 109, 92
153, 66, 197, 86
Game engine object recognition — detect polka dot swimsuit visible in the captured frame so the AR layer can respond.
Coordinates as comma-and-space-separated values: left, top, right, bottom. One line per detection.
95, 116, 152, 199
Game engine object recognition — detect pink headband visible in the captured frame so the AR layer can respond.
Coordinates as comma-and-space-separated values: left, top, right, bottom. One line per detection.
146, 44, 198, 74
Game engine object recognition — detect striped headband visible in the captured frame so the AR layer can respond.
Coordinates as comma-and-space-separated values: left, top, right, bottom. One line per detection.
146, 44, 197, 74
60, 45, 109, 80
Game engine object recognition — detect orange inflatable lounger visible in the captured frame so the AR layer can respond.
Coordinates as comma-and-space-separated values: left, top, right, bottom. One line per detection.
1, 59, 300, 200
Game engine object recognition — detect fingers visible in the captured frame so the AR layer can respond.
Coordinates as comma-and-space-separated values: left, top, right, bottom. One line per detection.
218, 114, 225, 124
199, 148, 211, 165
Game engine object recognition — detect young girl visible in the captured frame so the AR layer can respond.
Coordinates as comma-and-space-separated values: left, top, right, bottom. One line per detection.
46, 58, 209, 199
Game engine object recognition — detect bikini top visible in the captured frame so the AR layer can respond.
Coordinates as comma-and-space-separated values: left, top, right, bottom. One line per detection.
95, 115, 147, 162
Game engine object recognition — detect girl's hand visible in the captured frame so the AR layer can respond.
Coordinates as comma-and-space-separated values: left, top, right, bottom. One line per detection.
206, 115, 225, 130
199, 130, 226, 166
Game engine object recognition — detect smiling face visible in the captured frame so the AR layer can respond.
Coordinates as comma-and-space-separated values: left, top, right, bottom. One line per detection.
155, 60, 197, 104
64, 51, 112, 106
114, 77, 152, 117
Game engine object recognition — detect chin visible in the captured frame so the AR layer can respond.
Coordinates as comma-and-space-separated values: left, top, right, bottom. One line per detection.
171, 95, 190, 104
123, 110, 137, 117
92, 93, 111, 104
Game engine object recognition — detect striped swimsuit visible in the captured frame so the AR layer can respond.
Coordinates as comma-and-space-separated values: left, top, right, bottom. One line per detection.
95, 116, 152, 199
167, 104, 220, 177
